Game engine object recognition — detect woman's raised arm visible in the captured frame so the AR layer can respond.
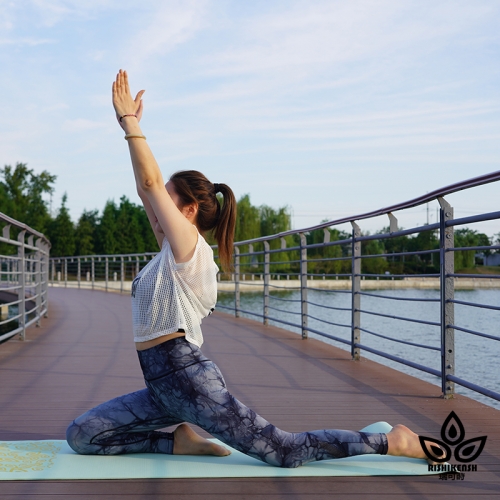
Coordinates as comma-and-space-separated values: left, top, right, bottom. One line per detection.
112, 70, 198, 262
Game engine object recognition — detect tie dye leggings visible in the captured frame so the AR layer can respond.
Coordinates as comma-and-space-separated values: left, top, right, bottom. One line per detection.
66, 337, 388, 468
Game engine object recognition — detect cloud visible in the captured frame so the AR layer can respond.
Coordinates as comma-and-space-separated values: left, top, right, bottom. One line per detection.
29, 0, 122, 26
124, 0, 209, 68
199, 0, 496, 78
63, 119, 109, 132
0, 37, 55, 46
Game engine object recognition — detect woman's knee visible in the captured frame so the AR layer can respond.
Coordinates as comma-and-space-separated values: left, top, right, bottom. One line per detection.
66, 413, 104, 455
66, 419, 91, 454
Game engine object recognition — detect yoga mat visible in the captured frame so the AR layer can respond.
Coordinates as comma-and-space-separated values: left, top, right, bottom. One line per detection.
0, 422, 437, 480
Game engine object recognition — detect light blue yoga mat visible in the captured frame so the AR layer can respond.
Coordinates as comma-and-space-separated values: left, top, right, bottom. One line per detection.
0, 422, 437, 480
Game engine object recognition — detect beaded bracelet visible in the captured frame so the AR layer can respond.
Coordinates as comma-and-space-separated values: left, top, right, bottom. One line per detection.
119, 114, 137, 122
124, 134, 147, 140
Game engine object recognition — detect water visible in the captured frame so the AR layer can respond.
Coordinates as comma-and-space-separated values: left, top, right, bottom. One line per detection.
217, 288, 500, 410
0, 304, 35, 341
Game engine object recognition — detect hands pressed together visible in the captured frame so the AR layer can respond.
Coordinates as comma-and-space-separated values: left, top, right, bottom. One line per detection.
112, 69, 145, 129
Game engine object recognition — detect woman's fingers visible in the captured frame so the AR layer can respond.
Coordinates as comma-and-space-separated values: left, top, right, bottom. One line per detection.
136, 98, 144, 122
113, 70, 142, 124
135, 91, 145, 121
134, 90, 145, 107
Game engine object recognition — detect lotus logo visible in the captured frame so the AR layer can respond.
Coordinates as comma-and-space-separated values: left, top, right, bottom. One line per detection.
419, 411, 487, 463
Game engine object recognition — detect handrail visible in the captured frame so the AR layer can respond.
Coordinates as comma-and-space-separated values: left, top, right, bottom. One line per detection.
0, 212, 50, 342
49, 170, 500, 407
0, 212, 50, 244
233, 169, 500, 246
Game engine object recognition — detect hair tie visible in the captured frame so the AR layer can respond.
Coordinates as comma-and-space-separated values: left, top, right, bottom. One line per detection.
213, 183, 221, 193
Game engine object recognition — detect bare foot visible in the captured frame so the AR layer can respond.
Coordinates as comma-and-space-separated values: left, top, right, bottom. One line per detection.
173, 424, 231, 457
386, 424, 443, 463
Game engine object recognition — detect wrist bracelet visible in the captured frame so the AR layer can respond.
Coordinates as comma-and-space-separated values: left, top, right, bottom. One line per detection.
119, 114, 137, 122
124, 134, 147, 140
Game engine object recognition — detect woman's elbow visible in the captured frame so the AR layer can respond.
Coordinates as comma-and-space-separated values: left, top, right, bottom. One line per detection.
140, 177, 162, 192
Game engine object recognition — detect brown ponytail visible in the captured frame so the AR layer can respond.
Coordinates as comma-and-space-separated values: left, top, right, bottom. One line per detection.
169, 170, 236, 272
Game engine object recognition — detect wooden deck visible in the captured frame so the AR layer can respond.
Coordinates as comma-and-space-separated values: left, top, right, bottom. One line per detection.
1, 287, 499, 499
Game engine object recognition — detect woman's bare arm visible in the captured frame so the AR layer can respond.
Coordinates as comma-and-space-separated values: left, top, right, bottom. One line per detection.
137, 187, 164, 249
112, 70, 197, 262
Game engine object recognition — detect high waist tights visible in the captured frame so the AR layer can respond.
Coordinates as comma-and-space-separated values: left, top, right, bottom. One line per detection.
66, 338, 387, 468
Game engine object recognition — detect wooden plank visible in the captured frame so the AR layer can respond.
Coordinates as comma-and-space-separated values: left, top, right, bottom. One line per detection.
0, 287, 498, 498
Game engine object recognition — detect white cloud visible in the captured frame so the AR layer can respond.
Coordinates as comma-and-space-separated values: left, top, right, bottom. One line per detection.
200, 0, 496, 78
124, 0, 209, 69
63, 118, 109, 132
29, 0, 121, 26
0, 37, 54, 46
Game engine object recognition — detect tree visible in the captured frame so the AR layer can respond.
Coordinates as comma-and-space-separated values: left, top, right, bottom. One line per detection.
306, 226, 346, 276
0, 162, 56, 233
378, 227, 410, 275
116, 196, 145, 254
48, 193, 75, 257
96, 200, 119, 254
454, 228, 486, 270
234, 194, 260, 243
476, 233, 492, 260
75, 210, 98, 256
361, 235, 388, 275
136, 203, 159, 252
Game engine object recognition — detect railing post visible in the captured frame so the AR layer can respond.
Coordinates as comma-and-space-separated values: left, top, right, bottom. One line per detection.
234, 246, 240, 318
299, 232, 308, 339
263, 241, 270, 325
351, 222, 361, 360
64, 258, 68, 288
105, 257, 109, 291
17, 231, 26, 341
91, 257, 95, 290
439, 197, 455, 399
120, 256, 124, 293
43, 242, 49, 317
77, 257, 81, 289
35, 239, 42, 326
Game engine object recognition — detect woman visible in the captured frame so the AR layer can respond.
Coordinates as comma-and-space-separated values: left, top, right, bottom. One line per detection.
66, 70, 437, 468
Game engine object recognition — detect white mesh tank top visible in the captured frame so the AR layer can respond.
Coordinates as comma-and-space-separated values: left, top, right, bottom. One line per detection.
131, 231, 218, 347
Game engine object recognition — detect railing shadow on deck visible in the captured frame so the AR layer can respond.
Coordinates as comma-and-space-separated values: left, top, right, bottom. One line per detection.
48, 170, 500, 407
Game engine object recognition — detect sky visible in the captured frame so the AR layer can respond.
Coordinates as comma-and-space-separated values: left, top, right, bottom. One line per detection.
1, 0, 499, 237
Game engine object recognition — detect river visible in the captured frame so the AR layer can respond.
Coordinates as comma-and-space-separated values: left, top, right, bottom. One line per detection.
217, 288, 500, 410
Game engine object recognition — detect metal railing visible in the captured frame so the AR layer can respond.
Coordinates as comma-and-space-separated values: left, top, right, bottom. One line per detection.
0, 213, 51, 342
49, 170, 500, 404
49, 252, 158, 293
220, 170, 500, 404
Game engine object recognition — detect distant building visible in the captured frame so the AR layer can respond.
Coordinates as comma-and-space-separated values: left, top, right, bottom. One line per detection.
481, 253, 500, 266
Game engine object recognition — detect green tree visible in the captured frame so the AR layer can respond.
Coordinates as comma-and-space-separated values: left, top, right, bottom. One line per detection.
259, 204, 293, 273
235, 194, 261, 243
493, 233, 500, 255
96, 200, 119, 254
476, 233, 492, 261
48, 193, 75, 257
406, 227, 439, 274
116, 196, 144, 254
306, 226, 346, 276
135, 204, 158, 252
75, 210, 98, 256
361, 237, 388, 275
454, 228, 480, 271
0, 162, 56, 233
378, 227, 410, 275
